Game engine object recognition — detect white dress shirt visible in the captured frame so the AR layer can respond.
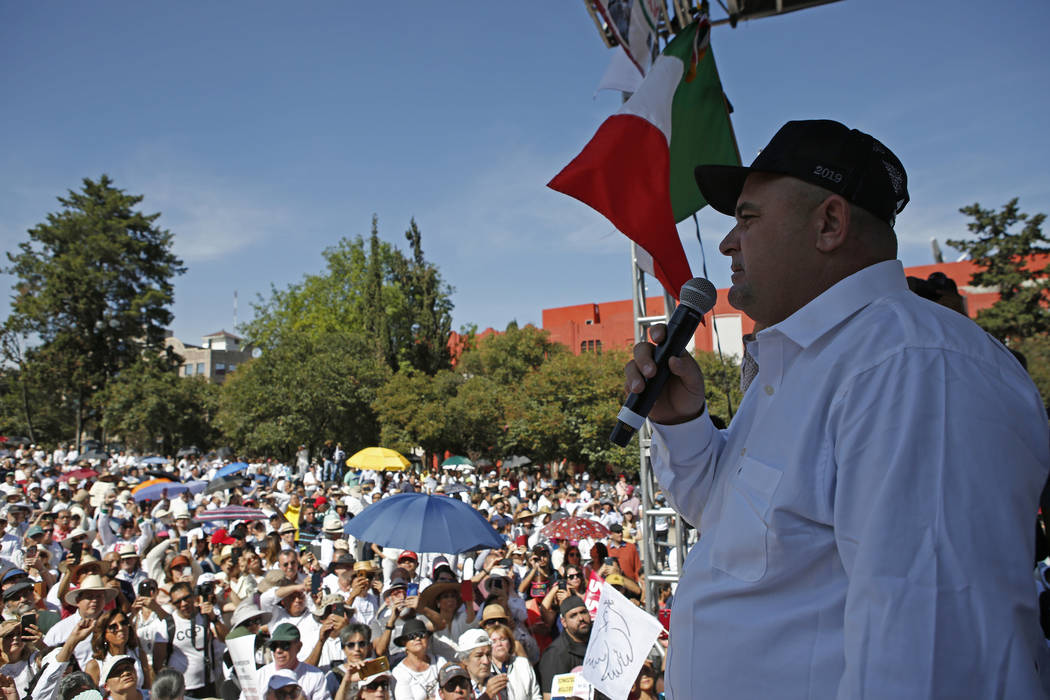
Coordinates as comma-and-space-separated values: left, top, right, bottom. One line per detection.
651, 261, 1050, 699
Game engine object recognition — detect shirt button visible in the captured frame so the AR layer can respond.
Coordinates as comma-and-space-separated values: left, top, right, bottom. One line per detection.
764, 385, 774, 395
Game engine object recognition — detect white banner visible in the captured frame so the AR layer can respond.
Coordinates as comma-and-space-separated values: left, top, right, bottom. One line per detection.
228, 633, 263, 700
581, 583, 662, 700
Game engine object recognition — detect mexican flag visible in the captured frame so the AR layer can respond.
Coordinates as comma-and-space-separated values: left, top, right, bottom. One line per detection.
548, 18, 740, 298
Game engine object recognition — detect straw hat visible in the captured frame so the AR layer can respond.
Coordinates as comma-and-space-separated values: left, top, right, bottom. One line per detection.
418, 582, 461, 612
64, 574, 119, 606
230, 602, 272, 629
58, 553, 111, 577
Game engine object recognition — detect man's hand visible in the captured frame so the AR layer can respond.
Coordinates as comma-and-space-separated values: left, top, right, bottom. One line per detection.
70, 617, 94, 644
0, 674, 18, 700
485, 673, 509, 697
625, 322, 707, 424
404, 594, 420, 610
350, 576, 369, 599
200, 600, 216, 619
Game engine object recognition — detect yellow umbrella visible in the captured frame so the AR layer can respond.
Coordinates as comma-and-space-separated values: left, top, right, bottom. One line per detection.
346, 447, 409, 471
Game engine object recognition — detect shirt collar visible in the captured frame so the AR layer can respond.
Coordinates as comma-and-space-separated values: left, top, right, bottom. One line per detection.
761, 260, 907, 349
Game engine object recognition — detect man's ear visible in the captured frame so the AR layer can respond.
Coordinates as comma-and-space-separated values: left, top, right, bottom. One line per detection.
814, 194, 851, 253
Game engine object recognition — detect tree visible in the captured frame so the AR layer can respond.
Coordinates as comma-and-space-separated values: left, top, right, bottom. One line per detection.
243, 216, 454, 374
503, 349, 638, 473
695, 349, 744, 425
216, 330, 390, 458
100, 361, 220, 454
456, 322, 564, 385
4, 175, 185, 447
947, 199, 1050, 341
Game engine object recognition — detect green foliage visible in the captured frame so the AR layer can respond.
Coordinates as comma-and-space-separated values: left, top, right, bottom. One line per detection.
242, 215, 453, 374
695, 349, 744, 425
947, 199, 1050, 341
503, 349, 637, 473
457, 323, 564, 384
216, 330, 390, 458
373, 368, 458, 457
3, 175, 185, 444
100, 361, 220, 454
1013, 336, 1050, 412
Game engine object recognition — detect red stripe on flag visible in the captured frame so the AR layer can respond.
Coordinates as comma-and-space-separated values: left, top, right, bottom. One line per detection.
548, 114, 692, 298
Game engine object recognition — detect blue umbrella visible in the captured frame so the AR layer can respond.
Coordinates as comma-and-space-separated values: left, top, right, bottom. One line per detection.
132, 480, 208, 502
346, 492, 504, 553
215, 462, 249, 479
139, 456, 170, 465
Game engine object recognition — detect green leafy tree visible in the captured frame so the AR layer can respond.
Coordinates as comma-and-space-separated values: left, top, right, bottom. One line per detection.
243, 216, 453, 374
696, 349, 744, 425
373, 367, 457, 459
217, 330, 389, 458
457, 322, 564, 385
100, 361, 220, 454
4, 175, 185, 447
503, 349, 637, 473
948, 199, 1050, 341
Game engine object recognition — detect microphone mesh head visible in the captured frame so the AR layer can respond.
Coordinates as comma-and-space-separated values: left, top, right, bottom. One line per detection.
679, 277, 718, 314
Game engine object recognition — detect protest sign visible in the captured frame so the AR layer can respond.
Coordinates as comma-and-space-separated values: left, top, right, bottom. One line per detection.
581, 582, 663, 700
228, 633, 262, 700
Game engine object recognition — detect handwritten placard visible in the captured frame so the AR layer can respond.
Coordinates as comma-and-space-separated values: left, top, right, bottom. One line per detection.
581, 582, 662, 700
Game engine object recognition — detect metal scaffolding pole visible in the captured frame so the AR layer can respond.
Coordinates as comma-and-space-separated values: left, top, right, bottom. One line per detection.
630, 242, 691, 613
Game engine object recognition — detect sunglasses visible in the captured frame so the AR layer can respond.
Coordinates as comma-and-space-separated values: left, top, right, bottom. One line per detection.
567, 573, 582, 580
443, 679, 471, 692
107, 621, 129, 632
271, 641, 294, 651
402, 632, 427, 642
364, 680, 390, 690
170, 597, 193, 606
482, 617, 509, 627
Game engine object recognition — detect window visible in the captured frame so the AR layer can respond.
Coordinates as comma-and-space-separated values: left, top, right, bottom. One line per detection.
595, 340, 602, 352
184, 364, 194, 376
580, 342, 587, 353
215, 362, 226, 374
228, 363, 236, 372
196, 362, 205, 375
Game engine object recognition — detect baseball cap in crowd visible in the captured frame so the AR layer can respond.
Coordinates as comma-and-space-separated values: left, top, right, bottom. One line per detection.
437, 662, 471, 687
210, 528, 236, 545
610, 523, 623, 533
167, 555, 191, 572
267, 669, 300, 690
694, 119, 909, 227
397, 551, 418, 563
268, 623, 301, 646
457, 628, 491, 653
100, 655, 138, 683
559, 594, 587, 617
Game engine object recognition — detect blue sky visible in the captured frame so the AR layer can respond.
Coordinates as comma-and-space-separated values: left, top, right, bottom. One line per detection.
2, 1, 1048, 343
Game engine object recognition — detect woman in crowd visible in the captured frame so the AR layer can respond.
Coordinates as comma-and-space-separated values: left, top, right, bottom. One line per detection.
85, 608, 153, 690
334, 623, 377, 700
621, 509, 640, 544
390, 618, 446, 700
487, 622, 541, 700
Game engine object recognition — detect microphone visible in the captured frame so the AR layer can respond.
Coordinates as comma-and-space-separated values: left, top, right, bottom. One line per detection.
609, 277, 718, 447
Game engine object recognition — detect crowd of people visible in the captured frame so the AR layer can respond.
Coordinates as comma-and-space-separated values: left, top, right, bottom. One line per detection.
0, 442, 669, 700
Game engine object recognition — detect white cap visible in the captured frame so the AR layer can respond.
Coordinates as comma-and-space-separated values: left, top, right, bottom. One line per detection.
100, 654, 138, 683
457, 628, 492, 653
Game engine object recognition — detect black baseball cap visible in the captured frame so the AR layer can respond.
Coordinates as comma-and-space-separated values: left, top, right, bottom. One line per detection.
695, 119, 909, 227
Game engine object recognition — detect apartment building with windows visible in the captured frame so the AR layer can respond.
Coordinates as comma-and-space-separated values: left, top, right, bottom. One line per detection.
164, 330, 254, 384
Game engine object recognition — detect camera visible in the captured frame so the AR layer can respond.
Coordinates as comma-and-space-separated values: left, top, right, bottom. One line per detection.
138, 581, 156, 597
195, 581, 215, 600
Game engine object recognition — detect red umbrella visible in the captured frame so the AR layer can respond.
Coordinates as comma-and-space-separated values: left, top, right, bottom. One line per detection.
539, 516, 610, 542
58, 469, 98, 482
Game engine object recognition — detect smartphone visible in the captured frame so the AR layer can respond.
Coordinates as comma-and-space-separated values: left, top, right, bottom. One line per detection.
178, 535, 188, 551
310, 571, 322, 595
70, 540, 83, 565
460, 580, 474, 605
137, 581, 155, 597
358, 656, 390, 678
20, 613, 36, 636
405, 583, 419, 597
603, 557, 616, 566
231, 547, 243, 563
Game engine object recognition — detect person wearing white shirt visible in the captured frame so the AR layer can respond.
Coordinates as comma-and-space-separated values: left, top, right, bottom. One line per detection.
256, 623, 328, 700
43, 575, 116, 669
629, 119, 1050, 698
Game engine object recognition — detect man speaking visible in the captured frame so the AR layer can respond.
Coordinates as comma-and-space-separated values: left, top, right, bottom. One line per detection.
624, 119, 1050, 698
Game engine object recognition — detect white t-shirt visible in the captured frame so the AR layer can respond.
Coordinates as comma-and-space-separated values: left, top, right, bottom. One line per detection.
256, 661, 328, 700
42, 612, 93, 668
391, 656, 444, 700
157, 612, 220, 689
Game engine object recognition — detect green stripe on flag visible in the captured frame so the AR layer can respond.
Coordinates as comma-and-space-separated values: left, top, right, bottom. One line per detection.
665, 24, 741, 222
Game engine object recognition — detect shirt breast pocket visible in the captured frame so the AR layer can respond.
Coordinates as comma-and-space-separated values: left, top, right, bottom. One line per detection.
710, 456, 782, 582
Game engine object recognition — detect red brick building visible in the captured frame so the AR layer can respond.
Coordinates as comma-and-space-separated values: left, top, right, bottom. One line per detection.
542, 260, 1003, 358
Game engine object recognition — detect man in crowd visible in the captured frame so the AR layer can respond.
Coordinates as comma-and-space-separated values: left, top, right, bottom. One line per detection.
536, 596, 591, 699
256, 623, 328, 700
457, 629, 509, 700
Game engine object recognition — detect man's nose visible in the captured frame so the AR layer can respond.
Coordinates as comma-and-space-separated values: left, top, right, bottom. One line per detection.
718, 225, 740, 256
